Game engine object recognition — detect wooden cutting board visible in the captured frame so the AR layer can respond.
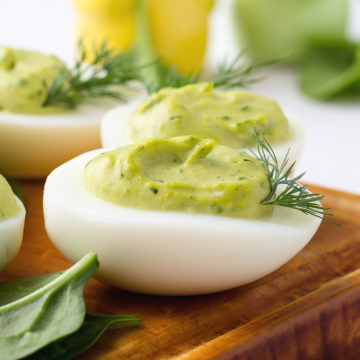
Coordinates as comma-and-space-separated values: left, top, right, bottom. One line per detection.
1, 181, 359, 360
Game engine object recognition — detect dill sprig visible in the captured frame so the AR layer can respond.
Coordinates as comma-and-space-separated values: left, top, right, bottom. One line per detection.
244, 128, 340, 225
208, 48, 288, 89
43, 41, 146, 109
145, 47, 287, 94
144, 66, 202, 94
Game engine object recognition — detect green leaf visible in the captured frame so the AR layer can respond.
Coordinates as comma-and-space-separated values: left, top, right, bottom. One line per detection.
231, 0, 347, 61
300, 45, 360, 99
0, 252, 99, 360
0, 271, 65, 307
0, 256, 141, 360
24, 313, 141, 360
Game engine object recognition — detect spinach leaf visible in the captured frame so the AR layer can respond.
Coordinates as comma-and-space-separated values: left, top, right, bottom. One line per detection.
300, 45, 360, 99
0, 252, 99, 360
24, 313, 141, 360
0, 271, 65, 307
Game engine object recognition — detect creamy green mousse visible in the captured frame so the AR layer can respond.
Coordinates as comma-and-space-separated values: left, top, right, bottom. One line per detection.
127, 82, 290, 148
0, 174, 20, 220
0, 47, 64, 114
82, 136, 272, 218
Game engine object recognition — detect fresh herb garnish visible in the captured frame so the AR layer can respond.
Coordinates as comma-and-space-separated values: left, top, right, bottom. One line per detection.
170, 115, 183, 122
215, 115, 231, 120
207, 48, 287, 90
244, 128, 340, 225
145, 47, 287, 94
43, 41, 147, 109
0, 252, 140, 360
144, 65, 202, 94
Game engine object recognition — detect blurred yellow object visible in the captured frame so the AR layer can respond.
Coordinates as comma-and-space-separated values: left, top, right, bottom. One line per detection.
147, 0, 212, 74
73, 0, 213, 75
74, 0, 137, 53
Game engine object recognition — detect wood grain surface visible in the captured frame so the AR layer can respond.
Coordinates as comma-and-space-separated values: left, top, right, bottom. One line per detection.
0, 181, 359, 360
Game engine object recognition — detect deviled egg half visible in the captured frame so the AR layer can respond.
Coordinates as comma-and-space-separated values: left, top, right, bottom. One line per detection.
101, 82, 305, 167
0, 46, 137, 179
44, 136, 321, 296
0, 175, 25, 273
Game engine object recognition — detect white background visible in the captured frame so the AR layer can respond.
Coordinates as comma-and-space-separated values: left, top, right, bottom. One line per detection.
0, 0, 359, 194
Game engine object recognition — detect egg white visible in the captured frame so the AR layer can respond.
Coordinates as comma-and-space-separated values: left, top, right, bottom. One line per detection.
44, 148, 321, 296
0, 196, 26, 273
101, 98, 306, 169
0, 98, 122, 179
0, 77, 148, 179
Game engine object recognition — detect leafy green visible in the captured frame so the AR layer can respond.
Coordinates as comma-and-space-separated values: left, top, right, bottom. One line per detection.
244, 128, 340, 225
0, 252, 99, 360
0, 271, 65, 307
300, 45, 360, 99
0, 253, 141, 360
24, 314, 141, 360
231, 0, 347, 62
231, 0, 360, 99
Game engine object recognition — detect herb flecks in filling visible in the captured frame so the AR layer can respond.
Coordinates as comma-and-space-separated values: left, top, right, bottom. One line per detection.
0, 47, 64, 114
82, 136, 272, 219
127, 82, 290, 148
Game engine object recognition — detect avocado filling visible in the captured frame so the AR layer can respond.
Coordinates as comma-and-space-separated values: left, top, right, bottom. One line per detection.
0, 174, 20, 220
0, 47, 64, 114
82, 136, 272, 218
127, 82, 290, 148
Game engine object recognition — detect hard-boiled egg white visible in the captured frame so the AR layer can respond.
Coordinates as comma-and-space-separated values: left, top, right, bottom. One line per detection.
0, 98, 123, 179
44, 148, 321, 296
0, 196, 26, 273
101, 98, 306, 169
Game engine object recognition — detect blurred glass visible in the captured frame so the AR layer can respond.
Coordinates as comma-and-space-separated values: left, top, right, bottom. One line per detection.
231, 0, 360, 99
232, 0, 347, 60
73, 0, 214, 76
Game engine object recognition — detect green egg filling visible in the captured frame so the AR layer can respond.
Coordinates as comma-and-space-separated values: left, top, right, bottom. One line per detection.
127, 82, 290, 148
0, 47, 64, 114
82, 136, 272, 219
0, 174, 20, 220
